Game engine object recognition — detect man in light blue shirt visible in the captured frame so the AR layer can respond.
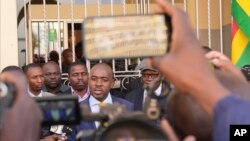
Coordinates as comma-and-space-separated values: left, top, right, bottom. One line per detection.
68, 63, 133, 141
79, 63, 134, 128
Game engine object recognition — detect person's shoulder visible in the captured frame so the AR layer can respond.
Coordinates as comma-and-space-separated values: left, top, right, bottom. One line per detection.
110, 89, 125, 99
128, 87, 144, 94
41, 85, 48, 92
126, 87, 144, 99
60, 84, 71, 93
58, 85, 72, 95
126, 77, 143, 92
43, 92, 55, 97
112, 95, 134, 109
79, 96, 90, 105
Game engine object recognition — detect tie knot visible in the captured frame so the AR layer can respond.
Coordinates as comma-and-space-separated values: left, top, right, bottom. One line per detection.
98, 102, 107, 108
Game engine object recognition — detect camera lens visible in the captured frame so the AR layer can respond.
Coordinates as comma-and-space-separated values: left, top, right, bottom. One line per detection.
147, 108, 160, 120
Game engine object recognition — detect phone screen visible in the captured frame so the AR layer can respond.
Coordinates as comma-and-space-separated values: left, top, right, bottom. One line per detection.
36, 96, 80, 125
83, 14, 171, 59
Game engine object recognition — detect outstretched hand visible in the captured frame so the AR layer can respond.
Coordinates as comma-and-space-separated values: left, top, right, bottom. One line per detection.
149, 0, 230, 114
205, 50, 246, 81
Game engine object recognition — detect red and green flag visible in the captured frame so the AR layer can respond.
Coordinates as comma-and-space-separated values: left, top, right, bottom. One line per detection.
231, 0, 250, 68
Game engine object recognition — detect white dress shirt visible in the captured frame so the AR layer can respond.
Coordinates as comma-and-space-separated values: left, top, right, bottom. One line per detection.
143, 84, 162, 106
89, 93, 113, 128
28, 88, 43, 97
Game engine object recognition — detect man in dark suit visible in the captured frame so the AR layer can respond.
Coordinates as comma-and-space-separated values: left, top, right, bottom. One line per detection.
68, 63, 133, 141
125, 59, 164, 111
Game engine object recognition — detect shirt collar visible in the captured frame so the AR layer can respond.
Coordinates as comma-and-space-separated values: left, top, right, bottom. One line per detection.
89, 92, 112, 107
143, 83, 162, 98
52, 84, 62, 93
60, 84, 70, 92
155, 83, 162, 96
28, 88, 43, 97
71, 87, 90, 102
42, 84, 70, 94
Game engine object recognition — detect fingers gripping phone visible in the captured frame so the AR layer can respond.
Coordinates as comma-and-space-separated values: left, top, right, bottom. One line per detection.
83, 14, 172, 59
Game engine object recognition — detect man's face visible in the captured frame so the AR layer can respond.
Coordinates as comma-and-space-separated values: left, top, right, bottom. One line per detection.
89, 65, 114, 102
69, 65, 88, 91
64, 51, 73, 64
43, 64, 61, 89
27, 67, 44, 93
141, 69, 159, 86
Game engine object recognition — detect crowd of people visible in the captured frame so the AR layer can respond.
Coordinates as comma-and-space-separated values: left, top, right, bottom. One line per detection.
1, 0, 250, 141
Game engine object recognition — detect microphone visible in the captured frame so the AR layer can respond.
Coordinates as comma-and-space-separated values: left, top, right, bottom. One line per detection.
62, 126, 73, 135
56, 126, 73, 141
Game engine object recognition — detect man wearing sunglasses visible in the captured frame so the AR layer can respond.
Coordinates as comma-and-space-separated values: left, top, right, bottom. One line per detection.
125, 59, 165, 111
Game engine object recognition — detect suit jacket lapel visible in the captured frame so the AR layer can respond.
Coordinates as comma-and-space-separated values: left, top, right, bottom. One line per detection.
80, 97, 97, 129
87, 121, 96, 129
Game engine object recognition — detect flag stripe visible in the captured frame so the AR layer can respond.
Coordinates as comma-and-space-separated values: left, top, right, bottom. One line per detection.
236, 0, 250, 17
232, 28, 249, 64
236, 42, 250, 68
232, 0, 250, 39
232, 20, 238, 39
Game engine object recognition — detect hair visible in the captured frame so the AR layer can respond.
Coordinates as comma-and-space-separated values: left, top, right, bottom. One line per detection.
23, 63, 42, 74
101, 118, 167, 141
167, 70, 250, 141
43, 61, 60, 71
49, 50, 59, 64
62, 48, 72, 58
33, 54, 46, 64
68, 61, 88, 75
75, 41, 83, 60
75, 41, 86, 64
1, 65, 23, 73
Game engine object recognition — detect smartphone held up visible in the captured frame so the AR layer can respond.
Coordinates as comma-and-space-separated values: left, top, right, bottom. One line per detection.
83, 14, 172, 60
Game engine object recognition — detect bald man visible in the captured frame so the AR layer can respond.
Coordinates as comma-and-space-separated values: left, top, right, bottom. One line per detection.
67, 63, 134, 141
42, 61, 70, 95
86, 63, 133, 110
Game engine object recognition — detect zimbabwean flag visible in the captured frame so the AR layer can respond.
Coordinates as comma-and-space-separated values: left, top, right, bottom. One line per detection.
232, 0, 250, 68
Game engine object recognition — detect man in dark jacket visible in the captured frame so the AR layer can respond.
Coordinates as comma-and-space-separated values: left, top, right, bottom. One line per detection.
125, 59, 164, 111
68, 63, 133, 141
